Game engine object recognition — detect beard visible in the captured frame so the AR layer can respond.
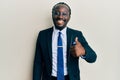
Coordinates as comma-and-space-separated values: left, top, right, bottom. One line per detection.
55, 25, 66, 31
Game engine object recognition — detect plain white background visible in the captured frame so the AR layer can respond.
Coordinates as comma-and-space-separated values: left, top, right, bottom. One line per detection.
0, 0, 119, 80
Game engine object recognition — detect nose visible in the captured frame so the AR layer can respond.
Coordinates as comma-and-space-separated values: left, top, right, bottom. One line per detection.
58, 14, 63, 19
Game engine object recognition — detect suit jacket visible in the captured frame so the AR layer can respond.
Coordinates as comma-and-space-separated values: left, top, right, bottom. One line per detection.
33, 27, 97, 80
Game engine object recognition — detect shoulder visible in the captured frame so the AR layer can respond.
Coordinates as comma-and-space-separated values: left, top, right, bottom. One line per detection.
38, 27, 53, 35
39, 27, 53, 33
36, 27, 53, 39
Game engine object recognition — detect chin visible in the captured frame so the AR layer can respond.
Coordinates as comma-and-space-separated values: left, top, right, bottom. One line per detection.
55, 25, 65, 30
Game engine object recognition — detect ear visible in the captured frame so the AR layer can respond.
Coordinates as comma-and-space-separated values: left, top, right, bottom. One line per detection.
68, 15, 71, 21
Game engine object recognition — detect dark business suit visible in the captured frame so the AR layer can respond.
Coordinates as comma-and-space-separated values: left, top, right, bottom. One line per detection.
33, 27, 97, 80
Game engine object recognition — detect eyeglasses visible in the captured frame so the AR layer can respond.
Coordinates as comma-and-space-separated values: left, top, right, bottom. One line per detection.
53, 11, 69, 17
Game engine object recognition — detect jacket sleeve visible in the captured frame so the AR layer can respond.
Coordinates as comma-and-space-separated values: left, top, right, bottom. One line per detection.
33, 32, 43, 80
78, 32, 97, 63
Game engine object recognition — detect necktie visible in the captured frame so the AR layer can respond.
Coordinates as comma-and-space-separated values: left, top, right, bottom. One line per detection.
57, 32, 64, 80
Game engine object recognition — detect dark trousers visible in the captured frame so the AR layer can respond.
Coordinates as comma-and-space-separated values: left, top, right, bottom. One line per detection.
51, 75, 69, 80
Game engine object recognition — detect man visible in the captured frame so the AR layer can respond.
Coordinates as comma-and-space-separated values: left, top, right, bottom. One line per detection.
33, 2, 97, 80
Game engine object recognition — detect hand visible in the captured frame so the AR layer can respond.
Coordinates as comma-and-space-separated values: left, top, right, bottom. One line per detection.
70, 37, 85, 57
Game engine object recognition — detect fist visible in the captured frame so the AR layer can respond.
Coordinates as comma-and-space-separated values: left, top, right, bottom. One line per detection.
70, 37, 85, 57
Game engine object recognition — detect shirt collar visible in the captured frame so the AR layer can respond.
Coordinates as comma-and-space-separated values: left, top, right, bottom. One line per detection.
53, 26, 67, 36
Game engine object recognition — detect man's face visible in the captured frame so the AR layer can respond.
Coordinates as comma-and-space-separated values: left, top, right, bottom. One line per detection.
52, 5, 70, 30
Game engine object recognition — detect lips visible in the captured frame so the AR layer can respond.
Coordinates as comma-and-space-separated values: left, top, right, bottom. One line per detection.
56, 19, 65, 26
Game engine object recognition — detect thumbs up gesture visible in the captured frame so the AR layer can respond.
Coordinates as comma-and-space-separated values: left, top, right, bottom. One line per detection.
70, 37, 85, 57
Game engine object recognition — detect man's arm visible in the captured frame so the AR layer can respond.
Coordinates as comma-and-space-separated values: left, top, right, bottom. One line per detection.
33, 32, 43, 80
79, 32, 97, 63
70, 31, 97, 63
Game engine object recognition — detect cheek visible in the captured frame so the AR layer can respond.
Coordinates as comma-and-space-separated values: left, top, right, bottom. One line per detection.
65, 17, 70, 22
52, 16, 56, 19
52, 15, 57, 18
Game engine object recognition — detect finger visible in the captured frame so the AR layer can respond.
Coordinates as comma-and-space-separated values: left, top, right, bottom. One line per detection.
75, 37, 78, 42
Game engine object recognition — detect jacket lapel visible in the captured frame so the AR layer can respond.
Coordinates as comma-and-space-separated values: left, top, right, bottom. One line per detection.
47, 27, 53, 63
67, 28, 73, 60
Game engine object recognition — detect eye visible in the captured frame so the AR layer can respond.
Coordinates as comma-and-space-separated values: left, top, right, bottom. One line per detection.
53, 11, 68, 16
54, 12, 59, 16
62, 13, 67, 16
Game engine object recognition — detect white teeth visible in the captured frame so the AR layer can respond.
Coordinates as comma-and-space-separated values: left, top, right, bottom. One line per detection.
57, 20, 64, 25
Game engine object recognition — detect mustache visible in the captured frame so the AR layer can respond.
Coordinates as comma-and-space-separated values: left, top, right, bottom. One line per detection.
55, 18, 66, 21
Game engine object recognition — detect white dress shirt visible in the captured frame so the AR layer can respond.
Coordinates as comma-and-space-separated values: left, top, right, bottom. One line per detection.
51, 27, 68, 76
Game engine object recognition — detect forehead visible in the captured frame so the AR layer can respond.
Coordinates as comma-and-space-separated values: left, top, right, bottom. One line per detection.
54, 5, 69, 12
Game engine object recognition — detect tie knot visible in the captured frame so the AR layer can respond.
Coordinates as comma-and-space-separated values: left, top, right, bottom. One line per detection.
59, 32, 62, 35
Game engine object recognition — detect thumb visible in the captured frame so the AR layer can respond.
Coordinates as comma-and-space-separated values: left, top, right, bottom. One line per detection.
75, 37, 79, 43
75, 37, 82, 46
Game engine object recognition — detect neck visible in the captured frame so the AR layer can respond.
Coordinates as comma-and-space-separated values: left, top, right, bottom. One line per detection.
55, 26, 66, 31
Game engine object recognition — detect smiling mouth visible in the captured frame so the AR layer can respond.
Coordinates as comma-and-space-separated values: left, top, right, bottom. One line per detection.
56, 20, 64, 25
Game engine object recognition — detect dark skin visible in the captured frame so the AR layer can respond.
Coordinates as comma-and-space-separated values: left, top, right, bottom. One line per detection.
52, 5, 70, 30
52, 5, 85, 57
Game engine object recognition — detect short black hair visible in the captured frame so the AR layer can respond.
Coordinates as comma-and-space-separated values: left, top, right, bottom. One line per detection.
52, 2, 71, 15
